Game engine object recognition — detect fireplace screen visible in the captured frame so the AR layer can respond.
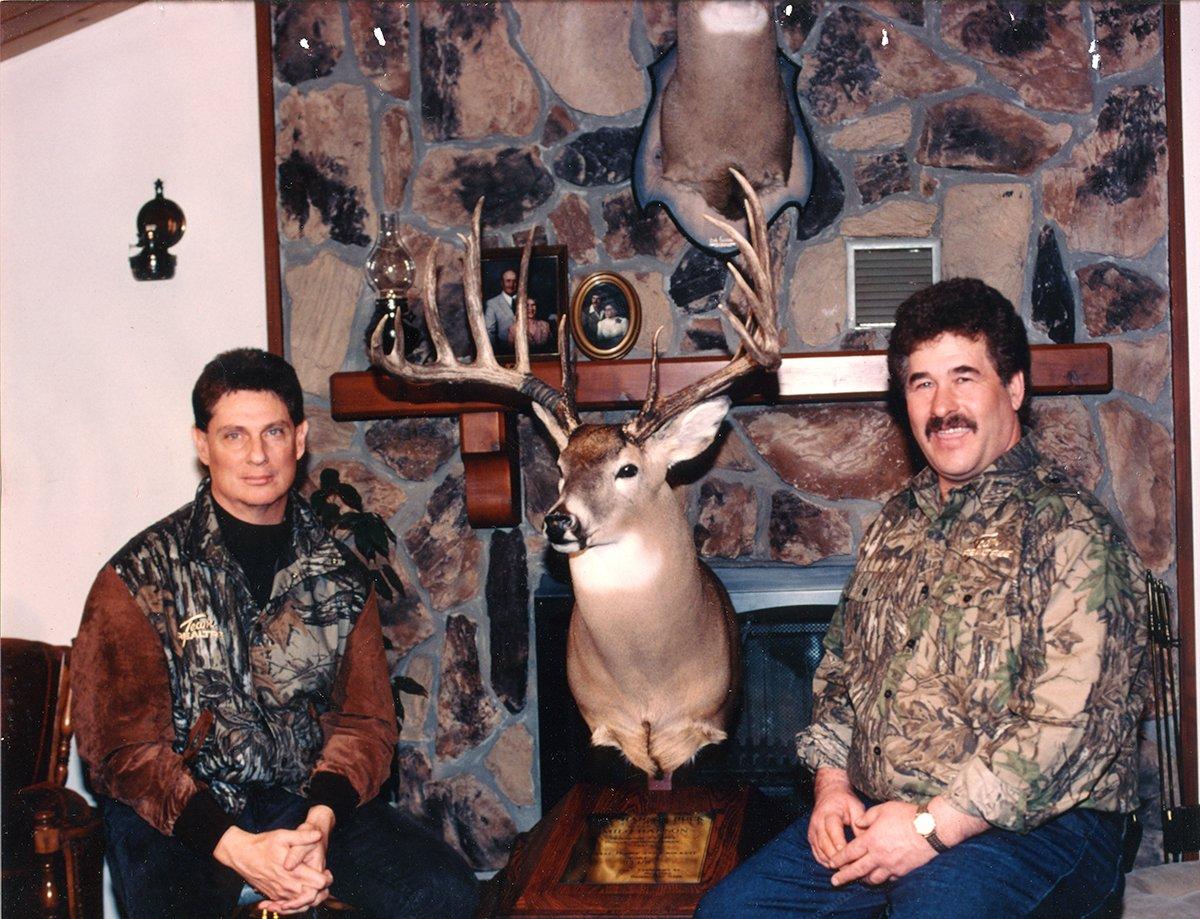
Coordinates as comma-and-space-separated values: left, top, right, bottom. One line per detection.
687, 605, 833, 795
533, 564, 850, 815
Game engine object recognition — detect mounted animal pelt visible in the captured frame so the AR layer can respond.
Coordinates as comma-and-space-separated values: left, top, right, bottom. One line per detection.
369, 170, 783, 781
634, 0, 813, 255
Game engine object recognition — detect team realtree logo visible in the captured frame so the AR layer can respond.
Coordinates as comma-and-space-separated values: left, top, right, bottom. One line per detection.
963, 532, 1015, 563
179, 613, 218, 644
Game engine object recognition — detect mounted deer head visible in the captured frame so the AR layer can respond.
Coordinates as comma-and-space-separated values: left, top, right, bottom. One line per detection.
370, 169, 782, 780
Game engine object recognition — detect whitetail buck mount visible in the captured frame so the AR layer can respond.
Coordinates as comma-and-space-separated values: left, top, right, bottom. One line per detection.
369, 170, 784, 781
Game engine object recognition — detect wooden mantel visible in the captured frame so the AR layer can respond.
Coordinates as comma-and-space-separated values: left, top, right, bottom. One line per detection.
330, 344, 1112, 527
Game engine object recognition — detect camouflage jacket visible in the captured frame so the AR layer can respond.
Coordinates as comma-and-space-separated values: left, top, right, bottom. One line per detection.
795, 437, 1148, 831
73, 481, 397, 846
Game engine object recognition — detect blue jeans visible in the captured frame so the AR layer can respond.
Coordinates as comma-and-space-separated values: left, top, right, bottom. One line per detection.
101, 788, 478, 918
696, 805, 1127, 918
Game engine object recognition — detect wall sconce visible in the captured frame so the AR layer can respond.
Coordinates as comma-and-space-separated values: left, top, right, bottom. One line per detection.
130, 179, 185, 281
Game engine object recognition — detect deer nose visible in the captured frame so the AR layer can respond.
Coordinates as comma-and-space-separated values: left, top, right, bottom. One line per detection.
543, 512, 577, 544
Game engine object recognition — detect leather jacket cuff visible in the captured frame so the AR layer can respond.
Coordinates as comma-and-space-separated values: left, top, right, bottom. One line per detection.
305, 771, 359, 828
173, 789, 236, 857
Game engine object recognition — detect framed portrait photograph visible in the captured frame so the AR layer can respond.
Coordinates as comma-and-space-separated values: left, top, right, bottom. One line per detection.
480, 244, 568, 359
570, 272, 642, 360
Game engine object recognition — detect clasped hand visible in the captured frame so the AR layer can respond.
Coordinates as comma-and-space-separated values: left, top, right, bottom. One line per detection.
807, 770, 936, 888
826, 800, 937, 887
213, 805, 335, 914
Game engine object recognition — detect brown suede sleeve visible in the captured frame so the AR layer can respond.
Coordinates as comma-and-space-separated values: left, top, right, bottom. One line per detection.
72, 566, 208, 836
311, 591, 398, 807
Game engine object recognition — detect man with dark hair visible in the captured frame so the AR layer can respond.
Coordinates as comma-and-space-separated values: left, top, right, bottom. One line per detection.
191, 346, 306, 430
73, 348, 478, 917
699, 280, 1147, 917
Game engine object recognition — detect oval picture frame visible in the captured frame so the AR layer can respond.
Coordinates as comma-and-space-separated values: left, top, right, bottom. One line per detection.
569, 272, 642, 361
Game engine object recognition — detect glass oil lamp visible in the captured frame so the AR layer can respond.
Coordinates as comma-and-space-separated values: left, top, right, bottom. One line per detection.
364, 213, 416, 356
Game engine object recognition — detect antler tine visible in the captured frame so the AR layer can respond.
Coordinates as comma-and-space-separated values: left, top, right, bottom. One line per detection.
704, 172, 780, 370
370, 247, 456, 375
644, 326, 663, 408
369, 197, 580, 449
736, 168, 779, 346
623, 169, 781, 444
557, 315, 581, 428
625, 327, 664, 434
735, 169, 769, 272
418, 249, 458, 364
513, 232, 534, 374
368, 313, 403, 375
461, 198, 500, 370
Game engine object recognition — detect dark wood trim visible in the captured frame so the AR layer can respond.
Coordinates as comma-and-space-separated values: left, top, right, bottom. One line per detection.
460, 412, 522, 528
0, 1, 138, 61
329, 344, 1112, 420
1162, 1, 1198, 809
255, 1, 284, 356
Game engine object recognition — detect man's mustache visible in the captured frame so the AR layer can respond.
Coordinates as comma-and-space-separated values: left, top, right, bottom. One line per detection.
926, 412, 977, 438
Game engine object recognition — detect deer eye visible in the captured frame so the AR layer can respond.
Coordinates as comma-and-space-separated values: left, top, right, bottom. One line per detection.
616, 463, 639, 479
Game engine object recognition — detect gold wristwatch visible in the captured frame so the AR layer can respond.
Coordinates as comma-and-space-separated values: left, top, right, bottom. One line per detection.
913, 802, 949, 854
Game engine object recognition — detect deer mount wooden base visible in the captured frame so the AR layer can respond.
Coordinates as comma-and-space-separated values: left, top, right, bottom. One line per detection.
330, 344, 1112, 528
485, 781, 768, 918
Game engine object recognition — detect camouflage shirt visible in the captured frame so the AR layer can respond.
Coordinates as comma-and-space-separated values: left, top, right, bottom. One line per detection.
795, 436, 1148, 831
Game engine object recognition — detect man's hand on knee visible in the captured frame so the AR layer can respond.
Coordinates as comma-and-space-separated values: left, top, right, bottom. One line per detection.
828, 800, 933, 886
284, 806, 335, 875
260, 804, 337, 913
829, 795, 990, 887
212, 825, 332, 909
807, 768, 866, 868
256, 885, 330, 915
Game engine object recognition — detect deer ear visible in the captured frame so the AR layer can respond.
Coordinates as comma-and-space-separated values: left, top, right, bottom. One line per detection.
647, 396, 731, 468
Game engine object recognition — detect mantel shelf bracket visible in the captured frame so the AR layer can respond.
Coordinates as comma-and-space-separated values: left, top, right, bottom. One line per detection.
331, 345, 1111, 528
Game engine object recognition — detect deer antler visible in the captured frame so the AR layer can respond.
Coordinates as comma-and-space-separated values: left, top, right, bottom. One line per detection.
368, 199, 581, 447
623, 168, 782, 443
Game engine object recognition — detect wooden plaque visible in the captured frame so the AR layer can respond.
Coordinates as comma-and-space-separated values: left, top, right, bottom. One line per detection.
487, 782, 763, 918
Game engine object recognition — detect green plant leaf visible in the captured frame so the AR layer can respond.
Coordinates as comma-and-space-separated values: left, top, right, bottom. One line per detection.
353, 532, 371, 558
337, 483, 364, 512
382, 566, 406, 596
319, 467, 341, 489
370, 569, 394, 602
367, 517, 392, 555
390, 682, 406, 731
393, 675, 427, 698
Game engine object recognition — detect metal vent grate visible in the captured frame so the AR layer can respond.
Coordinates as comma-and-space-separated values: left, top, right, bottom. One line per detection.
847, 239, 940, 329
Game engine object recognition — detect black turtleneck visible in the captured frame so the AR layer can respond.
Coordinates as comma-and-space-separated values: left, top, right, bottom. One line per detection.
212, 499, 292, 608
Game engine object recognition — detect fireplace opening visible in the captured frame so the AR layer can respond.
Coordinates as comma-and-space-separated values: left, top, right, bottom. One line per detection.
533, 564, 852, 816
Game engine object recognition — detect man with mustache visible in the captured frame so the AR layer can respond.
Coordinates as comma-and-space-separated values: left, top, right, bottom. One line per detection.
699, 279, 1147, 917
71, 349, 478, 917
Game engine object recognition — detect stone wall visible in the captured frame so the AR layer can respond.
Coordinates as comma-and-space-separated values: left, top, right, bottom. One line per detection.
270, 1, 1175, 869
